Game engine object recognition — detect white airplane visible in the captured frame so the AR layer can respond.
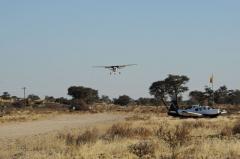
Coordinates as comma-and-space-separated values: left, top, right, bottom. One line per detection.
168, 104, 227, 118
93, 64, 137, 75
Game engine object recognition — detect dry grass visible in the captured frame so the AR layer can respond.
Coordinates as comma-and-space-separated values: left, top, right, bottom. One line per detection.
220, 125, 233, 138
232, 119, 240, 135
128, 140, 156, 158
0, 109, 59, 124
0, 112, 240, 159
92, 103, 168, 114
93, 103, 240, 114
126, 114, 151, 121
103, 123, 153, 141
218, 104, 240, 114
57, 128, 99, 146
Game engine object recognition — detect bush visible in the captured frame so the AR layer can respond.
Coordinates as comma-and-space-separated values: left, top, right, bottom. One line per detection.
68, 86, 99, 105
76, 128, 99, 145
114, 95, 132, 106
136, 98, 162, 106
133, 127, 153, 139
220, 126, 233, 138
65, 133, 75, 145
71, 99, 90, 111
104, 123, 153, 140
156, 123, 191, 159
162, 124, 191, 147
232, 120, 240, 135
104, 123, 134, 140
182, 120, 206, 129
126, 115, 151, 121
155, 121, 169, 138
62, 128, 99, 146
128, 141, 155, 158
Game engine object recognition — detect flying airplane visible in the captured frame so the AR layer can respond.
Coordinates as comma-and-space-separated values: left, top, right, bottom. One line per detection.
93, 64, 137, 75
168, 103, 227, 118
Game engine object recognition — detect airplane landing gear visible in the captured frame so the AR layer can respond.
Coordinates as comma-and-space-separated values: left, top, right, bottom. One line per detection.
109, 71, 121, 75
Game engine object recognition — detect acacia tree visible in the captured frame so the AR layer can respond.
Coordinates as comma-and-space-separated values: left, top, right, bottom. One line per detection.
149, 81, 168, 106
114, 95, 132, 106
214, 86, 240, 105
55, 97, 71, 105
214, 86, 229, 104
204, 86, 214, 105
149, 75, 189, 108
164, 75, 189, 103
28, 94, 40, 101
1, 92, 11, 100
229, 90, 240, 105
68, 86, 99, 110
189, 86, 240, 105
100, 95, 112, 104
189, 90, 206, 105
45, 96, 56, 102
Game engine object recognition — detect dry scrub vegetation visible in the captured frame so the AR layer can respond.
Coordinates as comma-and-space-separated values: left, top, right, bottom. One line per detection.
1, 112, 240, 159
1, 103, 238, 124
0, 104, 163, 124
0, 109, 60, 124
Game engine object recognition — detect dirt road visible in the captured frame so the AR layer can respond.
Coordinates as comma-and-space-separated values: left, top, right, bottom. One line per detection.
0, 113, 126, 140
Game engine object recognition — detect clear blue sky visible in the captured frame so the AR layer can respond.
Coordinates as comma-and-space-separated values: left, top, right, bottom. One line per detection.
0, 1, 239, 99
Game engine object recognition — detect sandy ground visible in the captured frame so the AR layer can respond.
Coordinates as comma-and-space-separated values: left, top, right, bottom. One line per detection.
0, 113, 126, 140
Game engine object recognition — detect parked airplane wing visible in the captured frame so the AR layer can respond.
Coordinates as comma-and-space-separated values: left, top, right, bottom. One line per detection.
221, 110, 227, 114
181, 111, 203, 117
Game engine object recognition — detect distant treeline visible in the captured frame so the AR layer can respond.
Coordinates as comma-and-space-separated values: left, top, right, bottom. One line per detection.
1, 74, 240, 109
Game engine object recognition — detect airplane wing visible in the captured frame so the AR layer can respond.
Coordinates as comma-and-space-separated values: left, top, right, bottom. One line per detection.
93, 66, 113, 69
181, 111, 203, 117
118, 64, 137, 69
93, 64, 137, 69
221, 110, 227, 114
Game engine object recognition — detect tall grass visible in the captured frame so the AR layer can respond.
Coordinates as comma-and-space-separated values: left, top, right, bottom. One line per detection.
1, 114, 240, 159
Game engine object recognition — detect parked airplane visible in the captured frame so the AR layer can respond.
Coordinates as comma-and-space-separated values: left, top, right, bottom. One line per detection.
168, 103, 227, 118
93, 64, 137, 75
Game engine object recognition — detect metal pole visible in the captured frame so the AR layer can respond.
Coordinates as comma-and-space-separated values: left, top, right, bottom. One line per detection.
212, 81, 214, 106
211, 74, 215, 106
23, 87, 26, 106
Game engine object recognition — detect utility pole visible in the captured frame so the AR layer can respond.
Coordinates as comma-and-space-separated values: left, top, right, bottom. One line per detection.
212, 80, 215, 106
22, 87, 27, 106
210, 74, 214, 106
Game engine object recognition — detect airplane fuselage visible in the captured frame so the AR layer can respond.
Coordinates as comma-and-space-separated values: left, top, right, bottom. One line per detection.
112, 67, 117, 72
94, 64, 136, 75
168, 105, 226, 118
